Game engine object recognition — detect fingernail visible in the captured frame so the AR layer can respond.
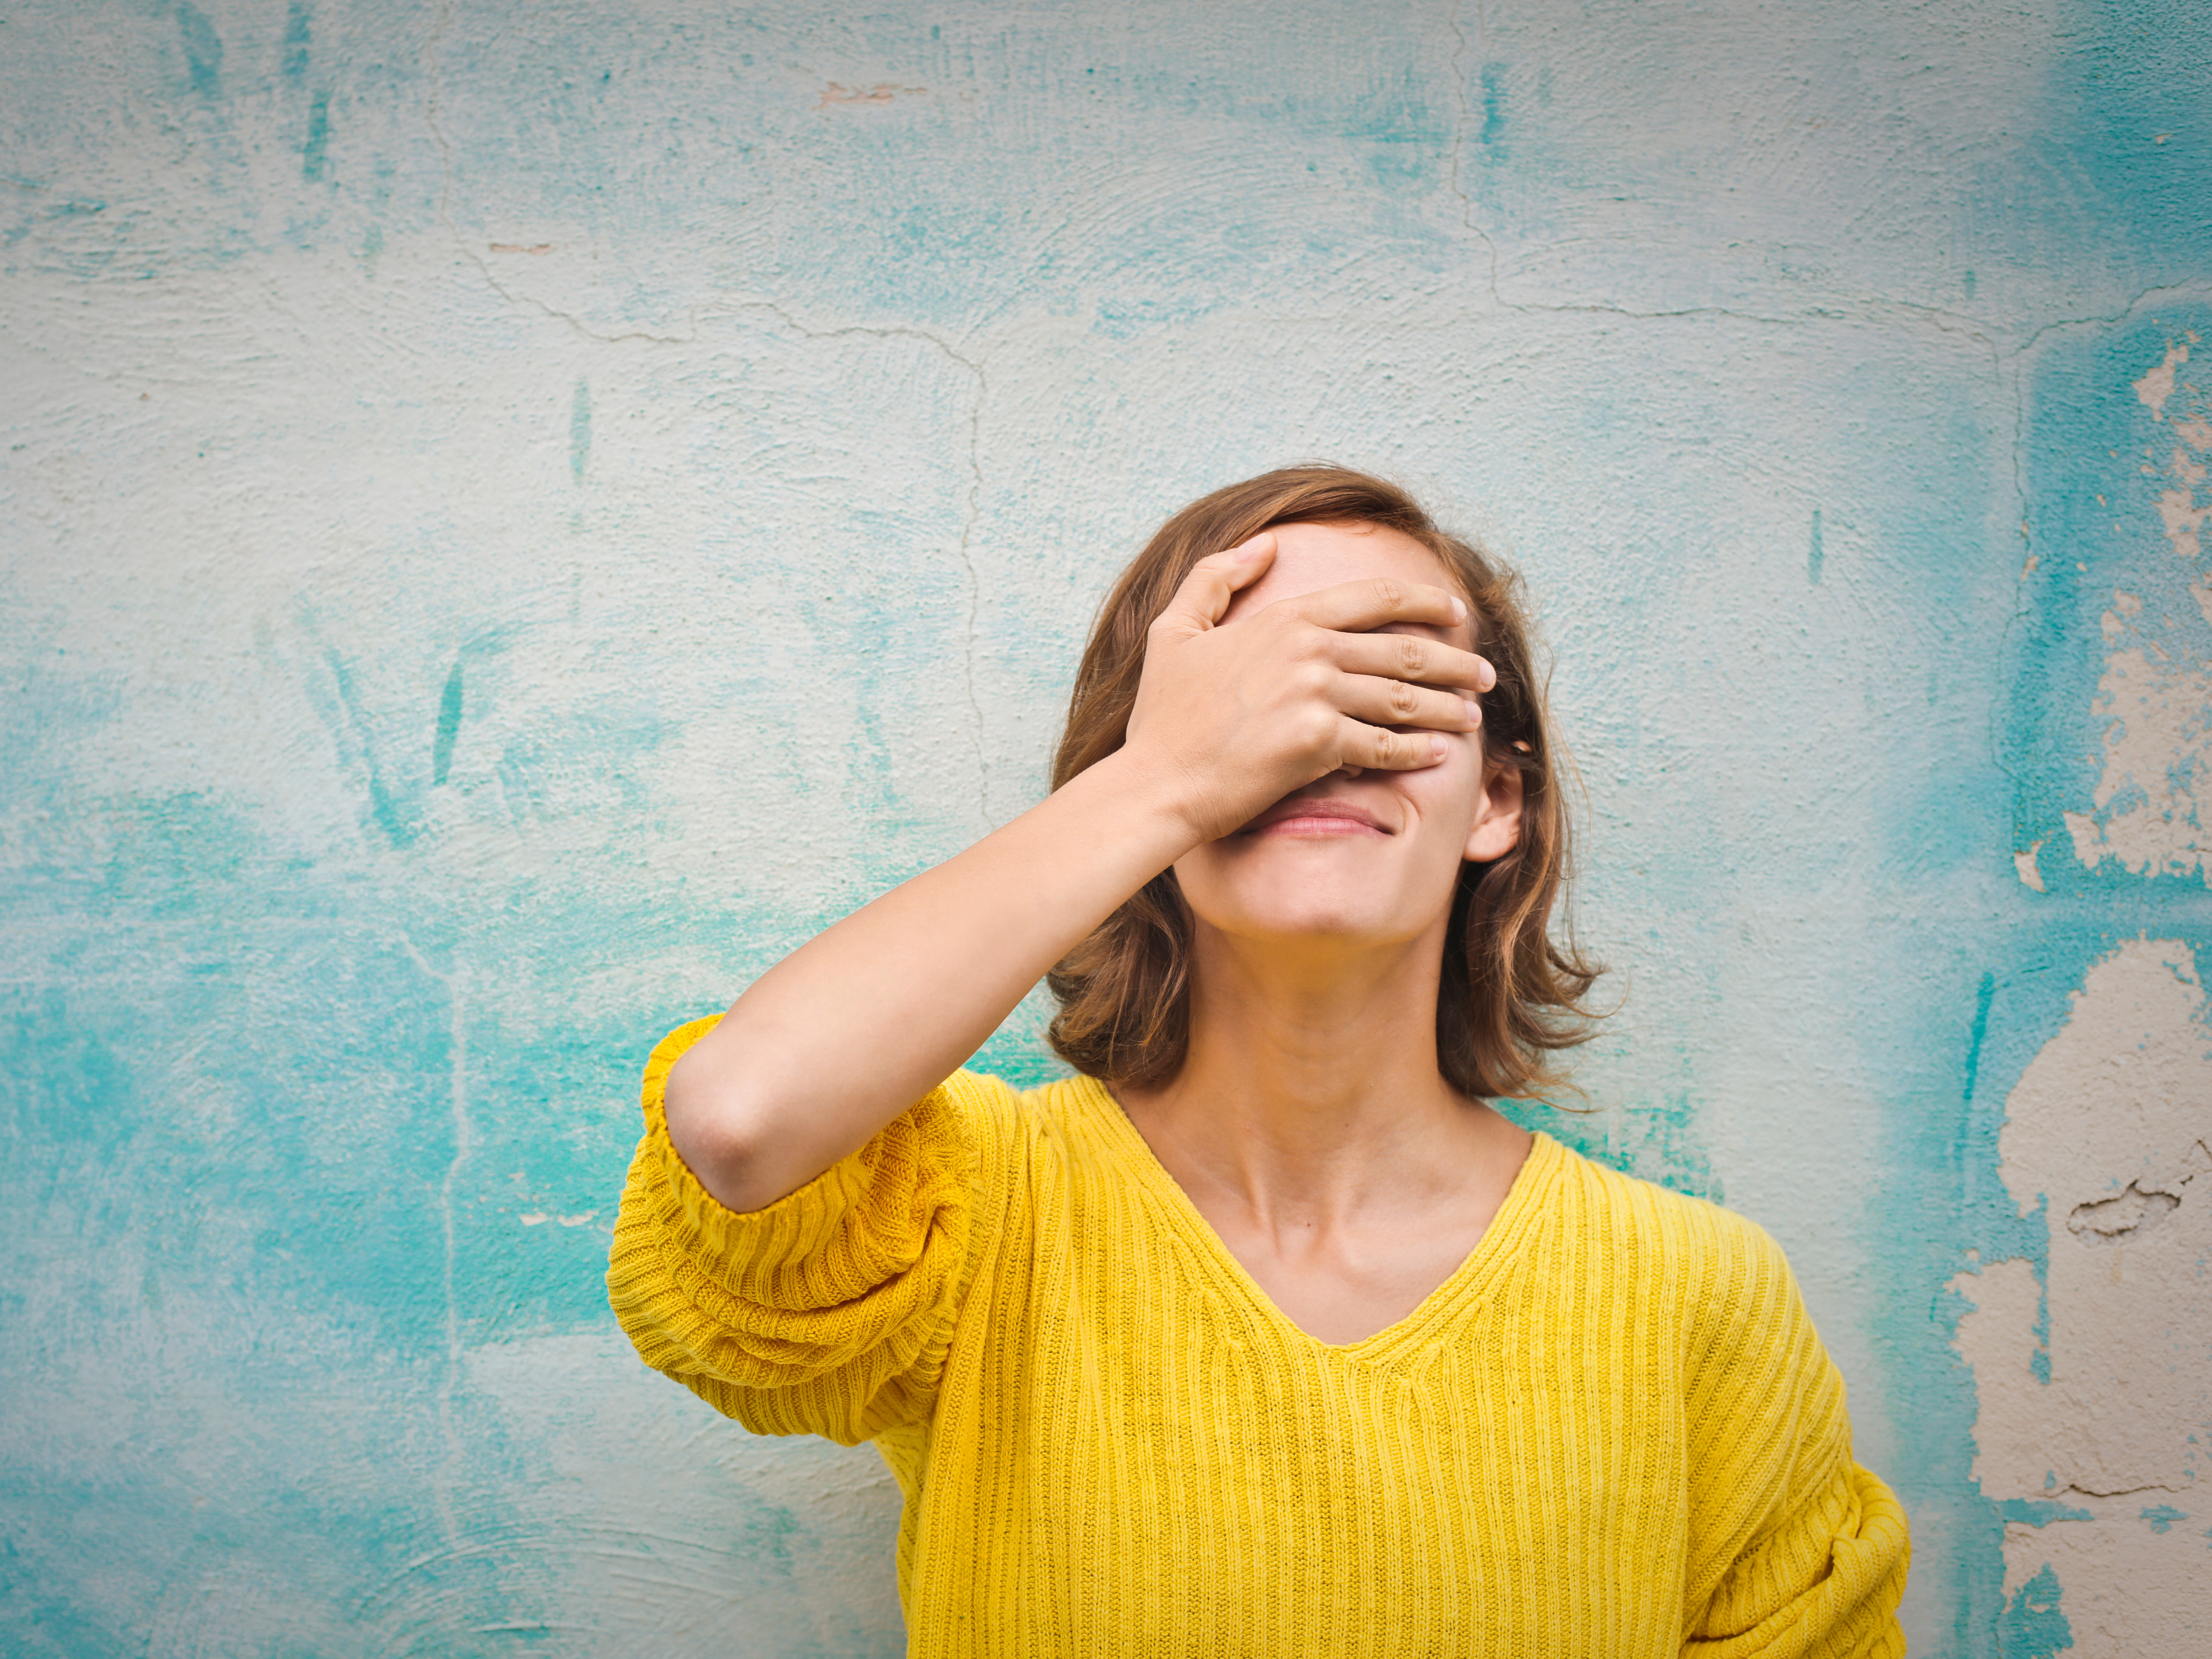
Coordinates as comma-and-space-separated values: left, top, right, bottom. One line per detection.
1450, 597, 1467, 623
1236, 533, 1273, 562
1430, 737, 1448, 761
1463, 700, 1482, 726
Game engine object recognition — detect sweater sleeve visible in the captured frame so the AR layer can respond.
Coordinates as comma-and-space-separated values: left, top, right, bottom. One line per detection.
1678, 1215, 1911, 1659
604, 1016, 1014, 1446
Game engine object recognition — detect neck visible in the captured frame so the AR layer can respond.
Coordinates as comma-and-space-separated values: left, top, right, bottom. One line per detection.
1124, 917, 1486, 1227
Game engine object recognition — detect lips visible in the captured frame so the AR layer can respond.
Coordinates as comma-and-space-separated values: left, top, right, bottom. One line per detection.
1241, 795, 1394, 836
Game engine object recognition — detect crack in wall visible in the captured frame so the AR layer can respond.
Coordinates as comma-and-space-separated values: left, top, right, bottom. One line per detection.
2068, 1181, 2180, 1243
418, 6, 994, 831
2067, 1138, 2211, 1243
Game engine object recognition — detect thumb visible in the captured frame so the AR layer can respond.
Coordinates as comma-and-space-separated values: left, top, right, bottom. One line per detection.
1152, 531, 1278, 642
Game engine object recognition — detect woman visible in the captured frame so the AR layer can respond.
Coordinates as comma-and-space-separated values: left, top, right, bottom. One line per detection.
608, 466, 1910, 1656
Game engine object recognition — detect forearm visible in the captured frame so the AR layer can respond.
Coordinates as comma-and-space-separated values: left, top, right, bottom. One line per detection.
664, 749, 1195, 1212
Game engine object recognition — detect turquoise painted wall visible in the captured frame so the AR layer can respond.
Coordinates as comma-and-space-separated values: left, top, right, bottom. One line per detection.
5, 2, 2209, 1652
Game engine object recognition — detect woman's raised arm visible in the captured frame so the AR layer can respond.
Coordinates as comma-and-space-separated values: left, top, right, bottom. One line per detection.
662, 533, 1492, 1211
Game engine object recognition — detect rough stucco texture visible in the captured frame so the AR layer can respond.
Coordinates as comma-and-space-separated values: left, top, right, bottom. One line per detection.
2, 2, 2207, 1654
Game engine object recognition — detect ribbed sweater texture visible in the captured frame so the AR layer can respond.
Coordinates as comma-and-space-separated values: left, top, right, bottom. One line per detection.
608, 1017, 1910, 1656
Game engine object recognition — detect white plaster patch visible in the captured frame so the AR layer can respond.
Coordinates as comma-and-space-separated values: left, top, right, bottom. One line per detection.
2134, 341, 2188, 423
2061, 339, 2212, 887
1950, 1255, 2045, 1497
2064, 616, 2210, 885
1953, 939, 2212, 1656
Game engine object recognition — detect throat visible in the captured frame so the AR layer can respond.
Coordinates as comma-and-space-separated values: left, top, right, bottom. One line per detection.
1115, 1081, 1534, 1347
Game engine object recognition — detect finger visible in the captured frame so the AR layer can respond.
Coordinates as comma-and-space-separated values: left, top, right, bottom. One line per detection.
1338, 716, 1449, 772
1330, 630, 1497, 693
1285, 575, 1466, 636
1336, 674, 1484, 734
1150, 531, 1278, 642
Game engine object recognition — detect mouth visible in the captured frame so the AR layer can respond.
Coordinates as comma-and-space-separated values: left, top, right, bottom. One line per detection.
1240, 796, 1394, 837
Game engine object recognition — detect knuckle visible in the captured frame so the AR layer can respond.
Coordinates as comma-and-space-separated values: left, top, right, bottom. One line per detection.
1370, 728, 1404, 766
1396, 635, 1427, 675
1370, 576, 1405, 610
1388, 680, 1419, 718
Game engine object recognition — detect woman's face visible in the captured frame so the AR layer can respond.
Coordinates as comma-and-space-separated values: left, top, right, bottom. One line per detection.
1172, 519, 1523, 956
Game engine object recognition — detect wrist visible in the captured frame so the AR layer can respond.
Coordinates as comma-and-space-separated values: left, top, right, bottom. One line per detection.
1060, 744, 1210, 866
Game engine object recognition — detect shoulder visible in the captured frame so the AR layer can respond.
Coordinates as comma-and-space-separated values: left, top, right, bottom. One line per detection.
1543, 1136, 1787, 1275
1538, 1136, 1808, 1357
939, 1068, 1119, 1148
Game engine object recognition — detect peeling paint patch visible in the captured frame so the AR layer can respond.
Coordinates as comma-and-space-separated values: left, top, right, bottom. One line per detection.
2054, 334, 2212, 889
1998, 1562, 2074, 1657
1956, 938, 2212, 1652
2135, 341, 2187, 422
1998, 1497, 2093, 1526
2063, 636, 2210, 885
818, 82, 928, 108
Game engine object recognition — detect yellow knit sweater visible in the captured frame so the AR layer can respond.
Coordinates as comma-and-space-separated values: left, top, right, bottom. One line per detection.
608, 1018, 1910, 1657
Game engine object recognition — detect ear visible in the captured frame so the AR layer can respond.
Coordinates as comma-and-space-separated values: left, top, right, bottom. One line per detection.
1463, 746, 1526, 864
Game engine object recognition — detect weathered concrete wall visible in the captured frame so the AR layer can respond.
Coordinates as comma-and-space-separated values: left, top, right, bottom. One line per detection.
2, 2, 2205, 1653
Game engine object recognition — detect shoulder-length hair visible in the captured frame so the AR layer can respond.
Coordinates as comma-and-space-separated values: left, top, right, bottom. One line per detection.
1044, 464, 1602, 1102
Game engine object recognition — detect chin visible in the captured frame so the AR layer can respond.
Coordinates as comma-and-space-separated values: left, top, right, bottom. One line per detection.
1182, 862, 1438, 948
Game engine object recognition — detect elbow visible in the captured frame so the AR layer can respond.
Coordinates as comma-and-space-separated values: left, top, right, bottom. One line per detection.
662, 1044, 783, 1212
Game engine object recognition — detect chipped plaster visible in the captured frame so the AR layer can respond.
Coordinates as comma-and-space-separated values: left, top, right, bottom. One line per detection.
1954, 940, 2212, 1655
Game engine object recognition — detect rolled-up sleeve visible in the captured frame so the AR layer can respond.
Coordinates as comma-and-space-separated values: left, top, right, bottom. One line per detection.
1680, 1218, 1911, 1658
606, 1017, 1012, 1445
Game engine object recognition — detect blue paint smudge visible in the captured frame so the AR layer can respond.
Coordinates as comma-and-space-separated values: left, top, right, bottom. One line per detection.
2142, 1504, 2187, 1533
432, 659, 464, 786
1998, 1563, 2073, 1656
569, 379, 591, 484
2029, 1240, 2052, 1386
1999, 1498, 2092, 1526
1808, 506, 1823, 585
1503, 1087, 1718, 1201
175, 3, 223, 99
319, 647, 417, 849
303, 92, 331, 182
2055, 0, 2212, 277
281, 1, 311, 81
1479, 63, 1506, 146
1963, 970, 1996, 1102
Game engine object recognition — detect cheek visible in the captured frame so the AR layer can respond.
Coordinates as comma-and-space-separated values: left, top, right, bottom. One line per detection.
1393, 743, 1486, 832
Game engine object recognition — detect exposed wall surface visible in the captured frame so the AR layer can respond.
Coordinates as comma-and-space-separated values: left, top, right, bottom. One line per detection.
3, 2, 2207, 1653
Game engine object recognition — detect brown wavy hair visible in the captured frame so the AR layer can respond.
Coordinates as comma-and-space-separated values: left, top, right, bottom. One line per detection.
1044, 464, 1602, 1102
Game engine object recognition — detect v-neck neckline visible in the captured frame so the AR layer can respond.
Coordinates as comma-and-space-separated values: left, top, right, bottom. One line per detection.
1071, 1074, 1560, 1361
